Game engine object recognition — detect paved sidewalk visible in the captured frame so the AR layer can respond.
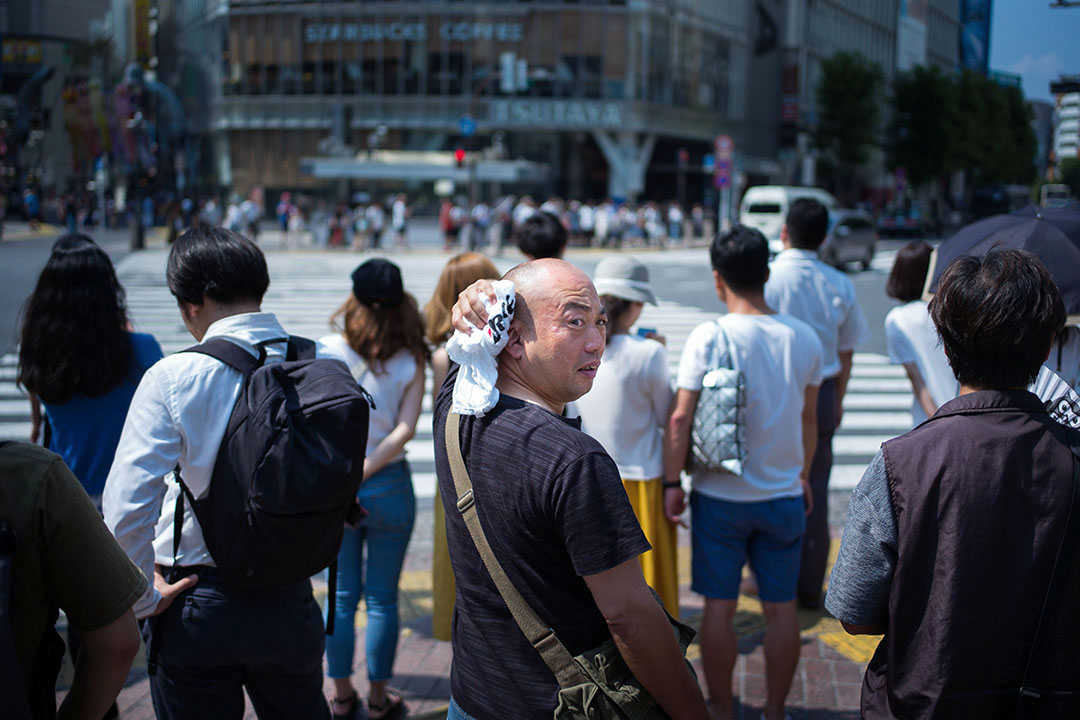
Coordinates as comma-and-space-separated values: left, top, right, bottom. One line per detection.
57, 495, 876, 719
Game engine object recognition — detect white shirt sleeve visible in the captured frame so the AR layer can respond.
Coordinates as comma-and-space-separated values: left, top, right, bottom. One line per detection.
103, 367, 182, 618
837, 285, 871, 352
676, 322, 715, 391
884, 310, 915, 365
806, 329, 826, 388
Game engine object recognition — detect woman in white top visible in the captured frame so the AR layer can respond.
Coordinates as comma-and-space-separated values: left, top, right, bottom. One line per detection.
422, 251, 501, 642
574, 255, 679, 616
320, 259, 429, 720
884, 241, 958, 426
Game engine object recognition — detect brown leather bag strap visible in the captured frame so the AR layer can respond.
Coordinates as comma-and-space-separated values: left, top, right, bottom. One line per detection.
445, 411, 586, 687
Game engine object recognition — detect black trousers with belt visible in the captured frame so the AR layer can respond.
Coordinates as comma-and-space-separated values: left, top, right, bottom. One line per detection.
144, 566, 329, 720
797, 376, 839, 604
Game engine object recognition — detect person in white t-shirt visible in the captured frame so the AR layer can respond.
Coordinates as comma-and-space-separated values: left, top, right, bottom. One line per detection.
574, 255, 678, 616
318, 259, 428, 720
391, 194, 409, 250
884, 241, 958, 425
764, 198, 869, 609
365, 201, 387, 250
665, 225, 823, 720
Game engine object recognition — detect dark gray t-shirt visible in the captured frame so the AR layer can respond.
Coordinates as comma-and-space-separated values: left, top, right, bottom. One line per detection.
434, 365, 651, 720
825, 451, 898, 627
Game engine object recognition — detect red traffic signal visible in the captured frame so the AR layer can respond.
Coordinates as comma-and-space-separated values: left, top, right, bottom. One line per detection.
454, 147, 466, 168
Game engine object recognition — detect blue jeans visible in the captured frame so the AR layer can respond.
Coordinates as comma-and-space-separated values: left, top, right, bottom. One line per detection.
325, 460, 416, 682
448, 697, 479, 720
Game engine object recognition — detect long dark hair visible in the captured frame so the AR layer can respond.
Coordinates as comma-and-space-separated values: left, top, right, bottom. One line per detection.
18, 234, 135, 404
331, 294, 431, 372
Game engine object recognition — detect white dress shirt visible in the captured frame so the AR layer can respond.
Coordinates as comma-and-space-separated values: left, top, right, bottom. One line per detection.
764, 248, 870, 378
103, 312, 323, 618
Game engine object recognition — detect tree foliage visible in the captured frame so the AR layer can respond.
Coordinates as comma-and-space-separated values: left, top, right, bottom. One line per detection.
887, 67, 1037, 189
887, 65, 958, 186
813, 52, 884, 171
1059, 158, 1080, 197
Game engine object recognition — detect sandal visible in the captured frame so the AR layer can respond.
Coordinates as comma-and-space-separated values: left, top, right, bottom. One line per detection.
367, 689, 405, 719
330, 691, 359, 719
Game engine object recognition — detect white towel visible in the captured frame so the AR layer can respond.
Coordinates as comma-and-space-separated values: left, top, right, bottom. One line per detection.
446, 280, 516, 416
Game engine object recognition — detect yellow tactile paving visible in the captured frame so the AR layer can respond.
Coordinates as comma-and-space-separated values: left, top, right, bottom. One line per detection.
328, 538, 881, 665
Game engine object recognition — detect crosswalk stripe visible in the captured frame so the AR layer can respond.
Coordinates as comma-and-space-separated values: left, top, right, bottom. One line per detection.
0, 399, 31, 415
843, 393, 914, 410
838, 411, 912, 432
2, 249, 916, 499
846, 377, 913, 393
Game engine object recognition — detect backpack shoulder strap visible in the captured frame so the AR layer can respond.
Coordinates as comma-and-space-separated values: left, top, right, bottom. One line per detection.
444, 412, 587, 688
181, 338, 266, 376
287, 336, 316, 362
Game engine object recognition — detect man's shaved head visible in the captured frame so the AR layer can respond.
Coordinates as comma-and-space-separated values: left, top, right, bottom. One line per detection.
496, 259, 607, 411
502, 259, 594, 336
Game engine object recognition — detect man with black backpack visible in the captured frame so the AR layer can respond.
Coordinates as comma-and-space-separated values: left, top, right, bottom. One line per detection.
104, 227, 370, 719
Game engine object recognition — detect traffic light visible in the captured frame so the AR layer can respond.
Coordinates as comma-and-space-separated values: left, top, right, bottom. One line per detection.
454, 147, 466, 168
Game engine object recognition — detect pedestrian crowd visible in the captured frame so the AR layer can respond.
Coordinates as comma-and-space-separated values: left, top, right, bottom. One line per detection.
439, 195, 710, 253
163, 189, 713, 256
3, 196, 1080, 720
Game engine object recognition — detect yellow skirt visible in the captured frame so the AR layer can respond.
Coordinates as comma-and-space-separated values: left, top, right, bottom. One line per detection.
623, 477, 680, 619
432, 485, 455, 642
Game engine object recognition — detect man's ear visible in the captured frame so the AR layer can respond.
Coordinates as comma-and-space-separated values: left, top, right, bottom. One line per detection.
712, 269, 726, 300
178, 301, 197, 322
503, 323, 525, 360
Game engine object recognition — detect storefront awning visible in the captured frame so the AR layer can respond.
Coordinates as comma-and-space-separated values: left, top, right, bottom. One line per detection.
300, 152, 548, 183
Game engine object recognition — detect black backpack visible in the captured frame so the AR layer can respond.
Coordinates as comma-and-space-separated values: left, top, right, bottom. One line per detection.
173, 336, 370, 624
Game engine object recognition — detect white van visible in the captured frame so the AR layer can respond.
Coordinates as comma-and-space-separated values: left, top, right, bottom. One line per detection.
739, 186, 839, 254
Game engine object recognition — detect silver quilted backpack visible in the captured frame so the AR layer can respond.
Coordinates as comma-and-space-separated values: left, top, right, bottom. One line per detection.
689, 320, 746, 475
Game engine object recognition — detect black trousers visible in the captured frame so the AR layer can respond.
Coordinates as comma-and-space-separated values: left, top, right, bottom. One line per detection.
146, 567, 329, 720
797, 376, 839, 602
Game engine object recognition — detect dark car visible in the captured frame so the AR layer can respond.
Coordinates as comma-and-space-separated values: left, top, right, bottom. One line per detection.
820, 209, 878, 271
876, 209, 925, 238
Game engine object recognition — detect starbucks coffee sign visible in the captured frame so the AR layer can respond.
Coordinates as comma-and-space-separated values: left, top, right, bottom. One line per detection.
304, 21, 524, 44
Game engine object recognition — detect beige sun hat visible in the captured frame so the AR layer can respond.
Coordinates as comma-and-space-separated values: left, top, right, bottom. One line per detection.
593, 255, 658, 306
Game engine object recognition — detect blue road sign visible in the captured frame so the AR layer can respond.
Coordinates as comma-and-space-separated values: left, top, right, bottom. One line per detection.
459, 114, 476, 137
703, 153, 716, 172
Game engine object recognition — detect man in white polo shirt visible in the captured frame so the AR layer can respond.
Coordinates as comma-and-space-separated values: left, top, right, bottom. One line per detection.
764, 198, 870, 609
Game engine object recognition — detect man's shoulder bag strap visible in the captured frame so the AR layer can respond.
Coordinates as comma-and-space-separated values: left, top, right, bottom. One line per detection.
444, 411, 588, 688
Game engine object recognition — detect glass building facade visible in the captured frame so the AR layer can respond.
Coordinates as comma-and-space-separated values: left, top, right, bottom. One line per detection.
172, 0, 751, 201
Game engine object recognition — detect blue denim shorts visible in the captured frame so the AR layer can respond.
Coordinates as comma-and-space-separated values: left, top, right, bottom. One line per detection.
690, 491, 806, 603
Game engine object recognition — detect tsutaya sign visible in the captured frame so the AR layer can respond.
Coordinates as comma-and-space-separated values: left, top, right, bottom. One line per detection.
304, 22, 524, 44
490, 100, 623, 128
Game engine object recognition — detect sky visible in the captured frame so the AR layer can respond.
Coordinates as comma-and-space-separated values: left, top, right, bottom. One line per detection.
990, 1, 1080, 104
